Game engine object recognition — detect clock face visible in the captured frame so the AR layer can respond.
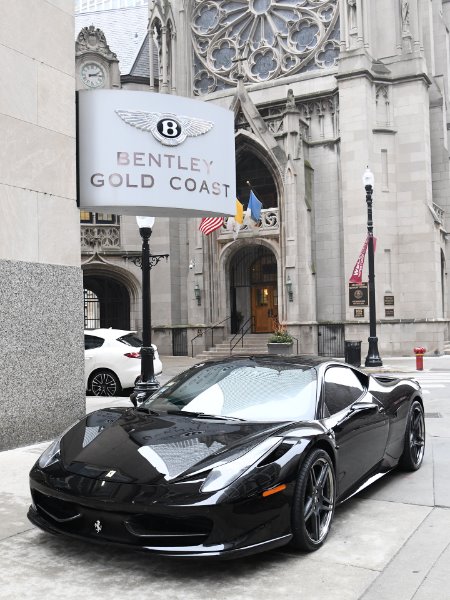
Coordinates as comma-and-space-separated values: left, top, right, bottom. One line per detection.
80, 62, 106, 88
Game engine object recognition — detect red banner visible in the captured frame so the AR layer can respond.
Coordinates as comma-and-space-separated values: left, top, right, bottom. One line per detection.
349, 235, 377, 283
349, 236, 368, 284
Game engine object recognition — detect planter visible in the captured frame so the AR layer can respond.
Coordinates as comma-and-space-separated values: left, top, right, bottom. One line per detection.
267, 342, 293, 355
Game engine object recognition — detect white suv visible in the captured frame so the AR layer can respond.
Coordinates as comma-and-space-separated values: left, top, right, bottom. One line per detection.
84, 328, 163, 396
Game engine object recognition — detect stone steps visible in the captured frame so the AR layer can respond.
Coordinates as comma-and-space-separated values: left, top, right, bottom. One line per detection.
195, 334, 269, 360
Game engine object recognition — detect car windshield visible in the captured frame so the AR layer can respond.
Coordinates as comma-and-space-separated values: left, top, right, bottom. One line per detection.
117, 333, 143, 347
145, 360, 318, 422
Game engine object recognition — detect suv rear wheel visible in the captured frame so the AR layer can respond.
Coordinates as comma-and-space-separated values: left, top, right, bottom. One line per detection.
89, 370, 121, 396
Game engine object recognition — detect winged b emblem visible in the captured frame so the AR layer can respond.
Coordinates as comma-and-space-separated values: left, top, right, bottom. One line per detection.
115, 110, 214, 146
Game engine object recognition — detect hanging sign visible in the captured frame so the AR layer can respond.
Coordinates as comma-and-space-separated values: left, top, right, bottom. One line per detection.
77, 90, 236, 217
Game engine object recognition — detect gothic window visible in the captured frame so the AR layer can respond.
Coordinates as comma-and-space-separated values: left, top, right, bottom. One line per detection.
192, 0, 340, 95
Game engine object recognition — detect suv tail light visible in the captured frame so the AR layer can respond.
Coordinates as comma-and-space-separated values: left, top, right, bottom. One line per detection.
124, 352, 141, 359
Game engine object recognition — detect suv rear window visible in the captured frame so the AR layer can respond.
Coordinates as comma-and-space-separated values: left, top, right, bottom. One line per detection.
85, 335, 104, 350
117, 333, 143, 348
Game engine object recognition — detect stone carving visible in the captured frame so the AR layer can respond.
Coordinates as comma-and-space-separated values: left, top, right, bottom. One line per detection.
376, 84, 390, 126
81, 227, 120, 249
401, 0, 410, 34
221, 208, 279, 237
286, 89, 296, 110
192, 0, 339, 95
76, 25, 117, 60
299, 94, 339, 140
347, 0, 357, 31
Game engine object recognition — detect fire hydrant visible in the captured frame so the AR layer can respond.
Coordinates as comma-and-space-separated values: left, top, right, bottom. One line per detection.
413, 347, 426, 371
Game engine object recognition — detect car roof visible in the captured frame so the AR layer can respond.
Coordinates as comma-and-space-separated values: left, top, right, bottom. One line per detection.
194, 355, 333, 368
84, 328, 137, 339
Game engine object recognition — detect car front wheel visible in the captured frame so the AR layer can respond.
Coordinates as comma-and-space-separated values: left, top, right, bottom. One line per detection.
89, 370, 122, 397
291, 448, 335, 552
399, 400, 425, 471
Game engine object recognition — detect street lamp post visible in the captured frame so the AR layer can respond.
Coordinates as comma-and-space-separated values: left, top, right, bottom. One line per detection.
130, 217, 169, 407
363, 167, 383, 367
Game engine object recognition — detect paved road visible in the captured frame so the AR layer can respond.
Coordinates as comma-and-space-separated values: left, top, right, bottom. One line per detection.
1, 356, 449, 600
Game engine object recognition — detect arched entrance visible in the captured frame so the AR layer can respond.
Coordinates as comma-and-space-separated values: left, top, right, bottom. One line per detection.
84, 274, 130, 330
229, 245, 278, 334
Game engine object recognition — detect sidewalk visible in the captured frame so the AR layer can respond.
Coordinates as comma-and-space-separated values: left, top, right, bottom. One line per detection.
0, 354, 449, 599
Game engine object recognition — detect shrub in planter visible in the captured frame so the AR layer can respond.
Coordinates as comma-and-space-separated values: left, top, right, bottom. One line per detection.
268, 322, 294, 354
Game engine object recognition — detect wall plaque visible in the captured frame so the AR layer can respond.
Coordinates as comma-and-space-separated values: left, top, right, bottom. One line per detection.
385, 308, 395, 317
349, 283, 368, 306
354, 308, 365, 318
384, 295, 394, 306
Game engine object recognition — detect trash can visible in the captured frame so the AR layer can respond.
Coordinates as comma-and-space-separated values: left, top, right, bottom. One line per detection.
345, 340, 361, 367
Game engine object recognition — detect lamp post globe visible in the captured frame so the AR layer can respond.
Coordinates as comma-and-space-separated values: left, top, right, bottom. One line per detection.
363, 167, 383, 367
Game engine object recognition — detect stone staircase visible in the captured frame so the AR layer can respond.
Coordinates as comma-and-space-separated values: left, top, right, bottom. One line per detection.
195, 333, 269, 360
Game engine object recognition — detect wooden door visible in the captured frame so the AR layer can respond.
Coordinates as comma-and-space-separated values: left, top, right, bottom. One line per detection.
251, 285, 278, 333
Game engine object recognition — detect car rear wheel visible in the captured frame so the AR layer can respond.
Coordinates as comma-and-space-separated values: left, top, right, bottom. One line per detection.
89, 370, 122, 397
291, 448, 335, 552
398, 400, 425, 471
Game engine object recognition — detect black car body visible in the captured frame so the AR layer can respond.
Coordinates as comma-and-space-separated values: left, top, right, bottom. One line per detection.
28, 356, 425, 558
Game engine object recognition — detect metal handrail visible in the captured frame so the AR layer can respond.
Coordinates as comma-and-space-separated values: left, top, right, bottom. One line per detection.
229, 316, 254, 354
191, 316, 231, 357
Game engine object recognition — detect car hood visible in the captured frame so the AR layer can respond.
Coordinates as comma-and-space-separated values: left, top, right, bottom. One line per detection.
61, 408, 293, 485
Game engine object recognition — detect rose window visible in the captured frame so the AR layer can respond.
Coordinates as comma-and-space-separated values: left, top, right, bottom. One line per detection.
192, 0, 340, 95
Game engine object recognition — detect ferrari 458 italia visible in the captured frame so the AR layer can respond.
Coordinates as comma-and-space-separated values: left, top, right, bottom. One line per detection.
28, 356, 425, 558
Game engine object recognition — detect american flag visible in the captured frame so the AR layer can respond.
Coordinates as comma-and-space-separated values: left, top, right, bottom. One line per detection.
199, 216, 224, 235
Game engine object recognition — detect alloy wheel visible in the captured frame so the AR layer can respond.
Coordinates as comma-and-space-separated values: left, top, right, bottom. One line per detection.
410, 405, 425, 466
91, 372, 119, 396
303, 456, 335, 544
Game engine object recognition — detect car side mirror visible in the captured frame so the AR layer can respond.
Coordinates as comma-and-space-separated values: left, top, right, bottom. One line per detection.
350, 400, 378, 414
334, 400, 378, 431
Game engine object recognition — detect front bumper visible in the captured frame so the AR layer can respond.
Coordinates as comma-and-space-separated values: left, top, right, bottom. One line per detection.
27, 506, 291, 558
28, 467, 293, 559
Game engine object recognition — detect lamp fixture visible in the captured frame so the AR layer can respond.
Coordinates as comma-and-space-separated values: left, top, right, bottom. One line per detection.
286, 275, 293, 302
194, 282, 201, 306
362, 166, 375, 189
136, 216, 155, 229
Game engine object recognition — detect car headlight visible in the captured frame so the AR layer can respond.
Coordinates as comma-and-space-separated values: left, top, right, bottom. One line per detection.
200, 437, 282, 493
38, 437, 62, 469
37, 420, 80, 469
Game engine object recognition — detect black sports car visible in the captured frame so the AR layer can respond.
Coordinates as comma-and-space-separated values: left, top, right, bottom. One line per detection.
28, 356, 425, 558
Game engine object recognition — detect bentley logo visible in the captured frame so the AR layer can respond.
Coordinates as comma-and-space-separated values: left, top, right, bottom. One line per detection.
94, 520, 102, 534
115, 110, 214, 147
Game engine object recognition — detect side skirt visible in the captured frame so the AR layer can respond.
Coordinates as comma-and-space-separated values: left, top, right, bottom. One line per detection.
337, 470, 392, 505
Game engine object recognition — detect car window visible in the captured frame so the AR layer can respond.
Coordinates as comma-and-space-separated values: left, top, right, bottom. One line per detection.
145, 361, 318, 423
324, 367, 365, 415
84, 335, 104, 350
117, 333, 143, 348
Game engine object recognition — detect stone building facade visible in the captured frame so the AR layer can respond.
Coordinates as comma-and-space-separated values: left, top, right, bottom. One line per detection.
76, 0, 450, 358
1, 1, 85, 450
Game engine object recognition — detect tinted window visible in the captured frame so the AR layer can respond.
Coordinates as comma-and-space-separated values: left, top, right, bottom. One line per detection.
145, 361, 318, 422
324, 367, 365, 415
118, 333, 143, 348
84, 335, 104, 350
